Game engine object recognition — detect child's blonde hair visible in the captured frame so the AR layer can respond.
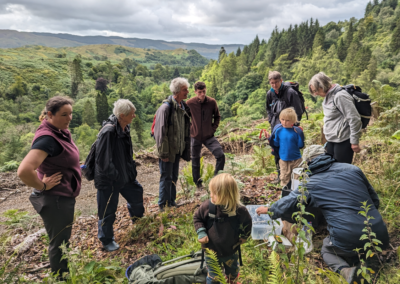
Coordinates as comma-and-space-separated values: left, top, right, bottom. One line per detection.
279, 107, 298, 123
209, 173, 243, 213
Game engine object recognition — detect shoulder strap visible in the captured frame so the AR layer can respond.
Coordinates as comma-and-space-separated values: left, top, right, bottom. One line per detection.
163, 101, 173, 126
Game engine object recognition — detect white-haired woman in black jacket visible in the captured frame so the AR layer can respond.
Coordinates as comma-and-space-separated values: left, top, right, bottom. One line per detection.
95, 99, 144, 252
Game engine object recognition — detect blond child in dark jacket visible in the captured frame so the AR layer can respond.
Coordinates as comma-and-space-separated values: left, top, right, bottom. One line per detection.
193, 173, 252, 284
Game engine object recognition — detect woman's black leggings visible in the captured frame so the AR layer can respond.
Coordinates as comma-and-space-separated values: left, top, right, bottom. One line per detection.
325, 139, 354, 164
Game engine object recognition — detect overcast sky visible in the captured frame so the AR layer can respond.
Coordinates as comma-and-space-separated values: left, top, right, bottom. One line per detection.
0, 0, 370, 44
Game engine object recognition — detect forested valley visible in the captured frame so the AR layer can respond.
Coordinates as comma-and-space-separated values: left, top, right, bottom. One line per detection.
0, 0, 400, 283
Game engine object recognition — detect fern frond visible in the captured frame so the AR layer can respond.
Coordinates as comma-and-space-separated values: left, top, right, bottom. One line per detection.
317, 268, 347, 283
204, 248, 228, 284
203, 163, 215, 183
267, 251, 284, 284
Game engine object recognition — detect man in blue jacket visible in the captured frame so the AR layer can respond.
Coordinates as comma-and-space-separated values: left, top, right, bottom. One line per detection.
256, 145, 389, 283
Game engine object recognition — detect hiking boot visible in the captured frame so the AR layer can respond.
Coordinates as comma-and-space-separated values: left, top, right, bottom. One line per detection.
158, 205, 165, 213
103, 241, 120, 252
340, 266, 357, 283
170, 201, 180, 208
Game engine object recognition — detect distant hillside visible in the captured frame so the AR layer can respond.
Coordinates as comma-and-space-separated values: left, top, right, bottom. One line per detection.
0, 30, 243, 59
0, 44, 209, 93
0, 44, 209, 66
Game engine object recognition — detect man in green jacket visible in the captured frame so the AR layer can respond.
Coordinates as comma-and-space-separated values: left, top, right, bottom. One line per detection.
154, 77, 191, 211
186, 81, 224, 189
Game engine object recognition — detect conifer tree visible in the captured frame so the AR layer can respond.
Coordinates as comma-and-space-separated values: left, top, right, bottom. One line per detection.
276, 31, 288, 59
95, 92, 109, 124
345, 22, 354, 49
218, 47, 226, 63
82, 100, 96, 127
297, 21, 309, 56
267, 26, 281, 64
390, 17, 400, 53
248, 35, 260, 64
242, 45, 249, 55
287, 25, 298, 61
312, 28, 325, 52
345, 35, 361, 77
337, 38, 347, 62
208, 76, 218, 99
354, 46, 372, 73
236, 47, 241, 57
70, 57, 83, 98
365, 1, 373, 16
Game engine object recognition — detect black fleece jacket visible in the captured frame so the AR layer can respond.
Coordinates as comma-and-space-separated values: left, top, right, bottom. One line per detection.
94, 115, 137, 190
266, 83, 303, 130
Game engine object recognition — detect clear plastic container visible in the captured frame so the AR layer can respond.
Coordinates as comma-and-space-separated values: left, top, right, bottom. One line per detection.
246, 205, 283, 240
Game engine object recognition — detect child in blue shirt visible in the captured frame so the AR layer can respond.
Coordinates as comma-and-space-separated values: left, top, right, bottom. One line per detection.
272, 108, 305, 187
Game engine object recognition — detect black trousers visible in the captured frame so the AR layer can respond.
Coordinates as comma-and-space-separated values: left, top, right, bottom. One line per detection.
29, 193, 75, 276
97, 180, 144, 245
274, 155, 280, 176
326, 139, 354, 164
191, 136, 225, 186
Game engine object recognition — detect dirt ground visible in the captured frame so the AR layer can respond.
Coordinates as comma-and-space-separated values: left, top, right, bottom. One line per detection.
0, 150, 217, 220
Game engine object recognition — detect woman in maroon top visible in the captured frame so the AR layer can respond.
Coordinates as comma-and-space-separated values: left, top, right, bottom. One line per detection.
18, 96, 81, 279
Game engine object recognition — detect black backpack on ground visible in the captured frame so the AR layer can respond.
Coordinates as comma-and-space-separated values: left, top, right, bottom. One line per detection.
81, 124, 115, 181
283, 81, 308, 120
334, 85, 372, 129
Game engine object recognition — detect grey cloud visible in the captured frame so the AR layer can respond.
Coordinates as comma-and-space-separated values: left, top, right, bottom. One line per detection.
0, 0, 371, 44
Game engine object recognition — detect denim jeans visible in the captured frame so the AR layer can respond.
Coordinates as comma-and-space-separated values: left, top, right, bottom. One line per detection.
97, 180, 144, 245
158, 154, 180, 207
205, 253, 239, 284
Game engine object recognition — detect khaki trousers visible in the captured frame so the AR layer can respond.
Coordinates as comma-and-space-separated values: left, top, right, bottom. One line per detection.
279, 158, 302, 187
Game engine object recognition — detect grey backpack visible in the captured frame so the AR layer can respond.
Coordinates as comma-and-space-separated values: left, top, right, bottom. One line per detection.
127, 251, 207, 284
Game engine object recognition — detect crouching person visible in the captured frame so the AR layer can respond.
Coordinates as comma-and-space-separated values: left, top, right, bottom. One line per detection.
95, 99, 144, 252
256, 145, 389, 283
194, 173, 252, 284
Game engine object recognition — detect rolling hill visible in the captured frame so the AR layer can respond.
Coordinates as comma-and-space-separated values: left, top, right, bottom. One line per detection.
0, 30, 244, 59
